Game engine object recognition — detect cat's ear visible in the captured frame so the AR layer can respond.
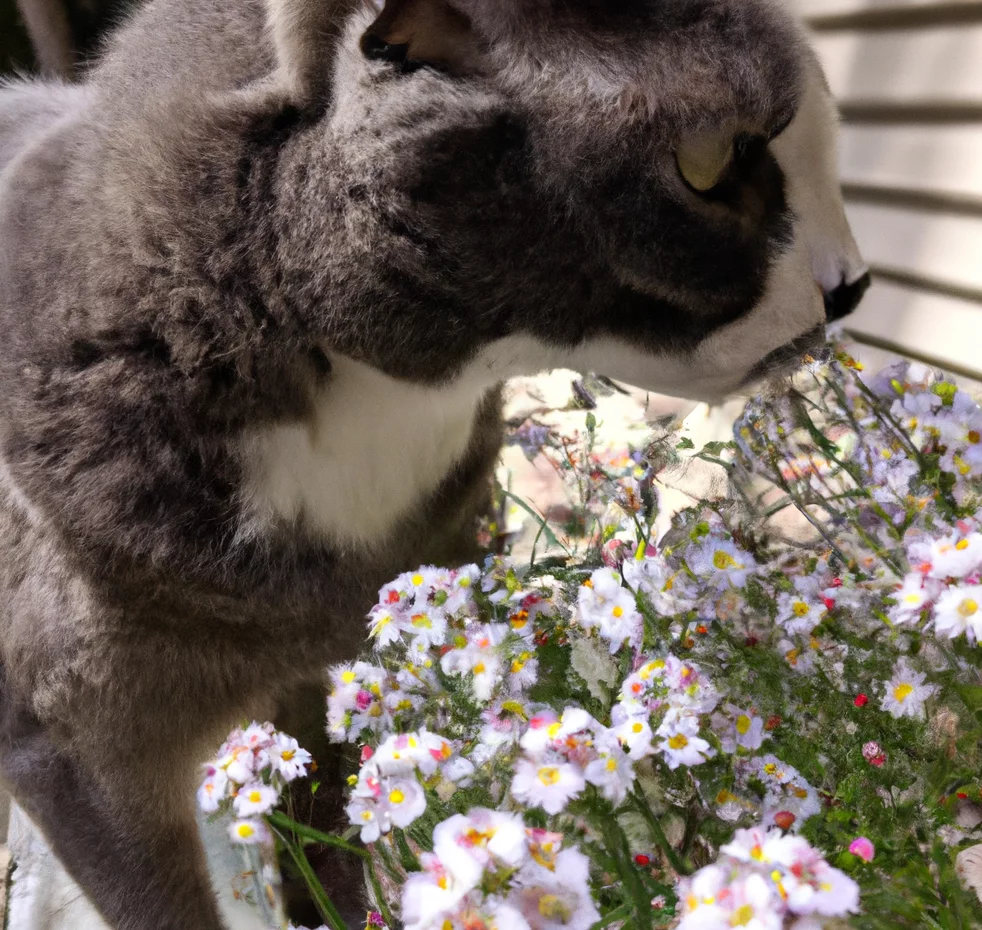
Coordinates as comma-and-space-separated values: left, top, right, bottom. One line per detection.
360, 0, 484, 75
266, 0, 359, 101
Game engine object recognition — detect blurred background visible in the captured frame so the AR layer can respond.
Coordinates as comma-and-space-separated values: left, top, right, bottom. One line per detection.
3, 0, 982, 379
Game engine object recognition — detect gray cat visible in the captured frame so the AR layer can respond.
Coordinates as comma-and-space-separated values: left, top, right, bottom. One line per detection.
0, 0, 868, 927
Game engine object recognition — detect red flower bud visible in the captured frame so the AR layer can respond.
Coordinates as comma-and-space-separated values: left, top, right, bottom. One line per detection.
854, 694, 868, 708
634, 854, 651, 867
773, 811, 796, 831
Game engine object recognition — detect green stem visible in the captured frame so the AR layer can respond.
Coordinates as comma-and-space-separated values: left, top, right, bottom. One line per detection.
270, 825, 348, 930
267, 811, 370, 859
590, 904, 633, 929
365, 859, 396, 929
630, 787, 693, 876
595, 810, 653, 930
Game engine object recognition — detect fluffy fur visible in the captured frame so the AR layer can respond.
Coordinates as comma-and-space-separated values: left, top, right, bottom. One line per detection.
0, 0, 866, 927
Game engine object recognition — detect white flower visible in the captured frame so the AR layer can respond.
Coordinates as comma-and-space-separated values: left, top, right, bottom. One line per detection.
509, 847, 600, 930
368, 606, 403, 648
346, 796, 382, 843
775, 592, 825, 635
402, 853, 472, 930
384, 777, 428, 829
889, 572, 940, 625
197, 766, 229, 814
880, 658, 937, 720
576, 569, 642, 652
612, 716, 654, 760
269, 733, 312, 781
233, 780, 280, 817
926, 532, 982, 580
584, 748, 636, 804
715, 705, 767, 754
228, 818, 270, 846
433, 809, 528, 890
933, 584, 982, 642
656, 717, 714, 770
510, 758, 586, 814
440, 624, 508, 700
406, 608, 448, 649
687, 537, 757, 590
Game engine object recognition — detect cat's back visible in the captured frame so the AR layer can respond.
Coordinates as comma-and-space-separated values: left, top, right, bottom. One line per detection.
90, 0, 274, 111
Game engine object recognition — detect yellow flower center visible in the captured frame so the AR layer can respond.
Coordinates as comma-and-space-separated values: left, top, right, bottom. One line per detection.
411, 573, 424, 586
735, 715, 752, 735
958, 599, 979, 617
538, 767, 561, 786
792, 601, 810, 617
668, 734, 689, 751
713, 550, 738, 570
389, 789, 406, 805
538, 895, 572, 922
341, 671, 357, 684
969, 430, 981, 444
893, 683, 914, 703
281, 750, 295, 762
606, 758, 618, 772
612, 605, 624, 618
957, 539, 971, 551
473, 662, 486, 675
731, 904, 755, 926
248, 791, 262, 803
632, 722, 644, 734
235, 823, 256, 839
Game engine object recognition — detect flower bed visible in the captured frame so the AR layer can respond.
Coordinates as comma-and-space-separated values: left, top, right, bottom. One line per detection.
201, 348, 982, 930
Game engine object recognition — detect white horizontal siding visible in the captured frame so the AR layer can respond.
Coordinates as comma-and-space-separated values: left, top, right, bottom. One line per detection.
784, 0, 982, 379
815, 26, 982, 104
845, 202, 982, 294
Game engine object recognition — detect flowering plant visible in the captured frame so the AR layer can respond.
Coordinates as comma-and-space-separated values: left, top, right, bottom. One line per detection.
203, 349, 982, 930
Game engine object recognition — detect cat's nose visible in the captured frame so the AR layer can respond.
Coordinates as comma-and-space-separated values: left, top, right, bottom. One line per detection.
824, 272, 871, 322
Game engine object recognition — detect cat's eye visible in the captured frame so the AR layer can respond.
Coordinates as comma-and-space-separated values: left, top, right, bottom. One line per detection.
675, 131, 735, 193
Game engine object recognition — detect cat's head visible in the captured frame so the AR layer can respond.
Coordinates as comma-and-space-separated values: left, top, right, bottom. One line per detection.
292, 0, 868, 401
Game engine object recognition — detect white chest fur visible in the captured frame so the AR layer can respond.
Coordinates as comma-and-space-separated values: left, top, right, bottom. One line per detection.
238, 354, 493, 547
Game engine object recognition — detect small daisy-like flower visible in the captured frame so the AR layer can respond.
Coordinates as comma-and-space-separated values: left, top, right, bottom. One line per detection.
775, 592, 825, 635
347, 796, 382, 843
933, 584, 982, 642
715, 705, 767, 753
228, 818, 270, 846
583, 748, 636, 804
233, 780, 280, 817
384, 777, 428, 829
433, 809, 528, 890
197, 766, 229, 814
576, 569, 642, 653
510, 758, 586, 815
880, 658, 937, 720
612, 716, 654, 760
368, 607, 403, 649
509, 847, 601, 930
926, 532, 982, 580
889, 572, 939, 625
656, 718, 714, 770
270, 733, 312, 781
687, 537, 757, 590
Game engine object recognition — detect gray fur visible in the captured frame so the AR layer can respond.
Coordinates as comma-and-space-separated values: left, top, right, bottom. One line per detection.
0, 0, 862, 927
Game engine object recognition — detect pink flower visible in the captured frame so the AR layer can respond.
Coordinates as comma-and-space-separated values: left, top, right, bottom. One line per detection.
849, 837, 875, 862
